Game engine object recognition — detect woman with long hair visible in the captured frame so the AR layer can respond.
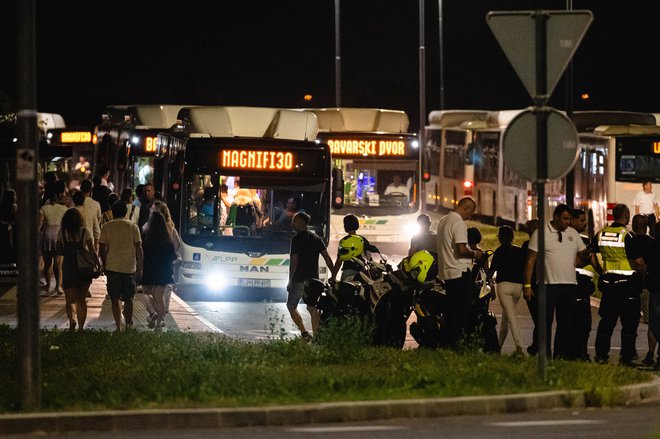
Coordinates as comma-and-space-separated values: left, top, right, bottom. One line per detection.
141, 211, 178, 329
58, 207, 100, 330
39, 180, 68, 294
0, 189, 17, 265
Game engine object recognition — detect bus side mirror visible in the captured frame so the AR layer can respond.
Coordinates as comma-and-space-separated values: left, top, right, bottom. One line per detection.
422, 149, 431, 182
332, 167, 344, 209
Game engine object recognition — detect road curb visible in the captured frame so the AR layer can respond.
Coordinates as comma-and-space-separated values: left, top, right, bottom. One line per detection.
2, 376, 659, 435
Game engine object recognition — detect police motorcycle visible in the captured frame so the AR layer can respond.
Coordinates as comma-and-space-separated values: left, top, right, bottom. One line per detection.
409, 250, 500, 353
304, 235, 425, 348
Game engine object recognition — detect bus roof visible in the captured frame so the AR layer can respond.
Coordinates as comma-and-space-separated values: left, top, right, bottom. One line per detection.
37, 113, 66, 132
302, 108, 410, 133
427, 110, 489, 128
179, 106, 319, 141
571, 111, 657, 132
485, 109, 526, 128
129, 105, 192, 129
593, 124, 660, 136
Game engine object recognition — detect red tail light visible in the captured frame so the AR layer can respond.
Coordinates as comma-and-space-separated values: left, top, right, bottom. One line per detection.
606, 202, 616, 221
463, 180, 473, 195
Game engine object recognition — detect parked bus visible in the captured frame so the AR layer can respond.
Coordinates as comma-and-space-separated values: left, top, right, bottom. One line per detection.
572, 110, 660, 223
156, 107, 334, 295
423, 110, 489, 213
301, 108, 419, 260
93, 105, 189, 193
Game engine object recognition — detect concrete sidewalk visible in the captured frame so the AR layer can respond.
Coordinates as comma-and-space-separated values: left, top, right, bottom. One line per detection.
0, 277, 222, 333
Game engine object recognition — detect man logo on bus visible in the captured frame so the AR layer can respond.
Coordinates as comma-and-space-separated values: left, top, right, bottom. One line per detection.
240, 266, 270, 273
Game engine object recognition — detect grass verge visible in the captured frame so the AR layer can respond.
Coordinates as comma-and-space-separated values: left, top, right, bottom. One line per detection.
0, 323, 653, 413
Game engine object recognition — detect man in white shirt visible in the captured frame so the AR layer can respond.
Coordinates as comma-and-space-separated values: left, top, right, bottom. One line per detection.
383, 174, 409, 197
523, 204, 589, 359
633, 181, 658, 237
79, 179, 101, 251
436, 197, 483, 349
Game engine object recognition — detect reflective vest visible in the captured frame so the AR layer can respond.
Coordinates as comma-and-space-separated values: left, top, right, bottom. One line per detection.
597, 225, 634, 275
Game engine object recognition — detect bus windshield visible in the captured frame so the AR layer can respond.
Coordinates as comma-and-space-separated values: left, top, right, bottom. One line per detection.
332, 159, 420, 216
181, 173, 329, 254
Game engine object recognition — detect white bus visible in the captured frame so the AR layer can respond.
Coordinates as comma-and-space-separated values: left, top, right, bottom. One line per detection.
423, 110, 489, 213
93, 105, 189, 193
572, 111, 660, 224
302, 108, 420, 261
156, 107, 334, 295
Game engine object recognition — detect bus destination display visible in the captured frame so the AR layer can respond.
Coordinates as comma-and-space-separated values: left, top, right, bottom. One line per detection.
326, 138, 407, 157
60, 131, 92, 143
221, 149, 294, 171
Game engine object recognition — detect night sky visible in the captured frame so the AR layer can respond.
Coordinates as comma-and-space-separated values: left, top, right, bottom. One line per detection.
1, 0, 659, 132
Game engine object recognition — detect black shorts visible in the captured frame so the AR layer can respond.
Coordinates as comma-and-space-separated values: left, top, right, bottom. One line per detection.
105, 270, 136, 302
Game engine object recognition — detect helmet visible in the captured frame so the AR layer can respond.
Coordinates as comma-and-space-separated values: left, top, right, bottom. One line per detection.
338, 235, 364, 261
407, 250, 434, 283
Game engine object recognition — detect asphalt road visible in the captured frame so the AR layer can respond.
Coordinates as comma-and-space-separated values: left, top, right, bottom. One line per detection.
6, 402, 660, 438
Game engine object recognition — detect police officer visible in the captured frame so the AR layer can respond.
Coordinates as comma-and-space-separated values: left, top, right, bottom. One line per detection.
592, 204, 645, 366
570, 209, 596, 361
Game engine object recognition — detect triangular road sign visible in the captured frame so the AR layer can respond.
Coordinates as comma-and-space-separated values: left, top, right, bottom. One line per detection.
486, 10, 593, 100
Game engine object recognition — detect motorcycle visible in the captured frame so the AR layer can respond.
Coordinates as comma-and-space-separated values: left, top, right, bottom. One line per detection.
304, 246, 415, 349
409, 250, 500, 353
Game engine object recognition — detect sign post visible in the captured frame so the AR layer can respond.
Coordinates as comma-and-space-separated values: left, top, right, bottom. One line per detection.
487, 10, 592, 380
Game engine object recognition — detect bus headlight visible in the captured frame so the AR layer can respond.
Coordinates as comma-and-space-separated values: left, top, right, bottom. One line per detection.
204, 271, 227, 292
404, 221, 420, 237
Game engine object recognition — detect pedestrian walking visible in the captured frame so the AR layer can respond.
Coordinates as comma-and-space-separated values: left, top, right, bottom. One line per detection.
633, 181, 658, 237
332, 213, 372, 281
79, 179, 101, 251
120, 187, 140, 224
140, 211, 178, 330
591, 204, 645, 366
288, 212, 335, 341
435, 197, 483, 349
99, 201, 143, 331
570, 208, 597, 361
490, 225, 525, 355
39, 180, 68, 295
523, 204, 589, 360
58, 208, 100, 331
137, 182, 156, 230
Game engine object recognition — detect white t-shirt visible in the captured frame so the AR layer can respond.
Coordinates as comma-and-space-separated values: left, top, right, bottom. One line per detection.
633, 191, 657, 215
529, 222, 586, 285
435, 211, 471, 280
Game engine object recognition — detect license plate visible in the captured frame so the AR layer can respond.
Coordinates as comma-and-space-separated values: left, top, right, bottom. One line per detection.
238, 279, 271, 288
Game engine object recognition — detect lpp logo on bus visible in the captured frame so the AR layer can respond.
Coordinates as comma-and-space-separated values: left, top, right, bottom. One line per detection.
653, 141, 660, 154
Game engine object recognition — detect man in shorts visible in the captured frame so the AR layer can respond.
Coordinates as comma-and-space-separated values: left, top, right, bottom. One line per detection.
99, 201, 143, 331
287, 212, 335, 341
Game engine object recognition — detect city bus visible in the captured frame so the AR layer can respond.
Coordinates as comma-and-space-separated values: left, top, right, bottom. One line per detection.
571, 111, 660, 223
423, 110, 489, 213
301, 108, 420, 261
156, 106, 334, 295
93, 105, 189, 193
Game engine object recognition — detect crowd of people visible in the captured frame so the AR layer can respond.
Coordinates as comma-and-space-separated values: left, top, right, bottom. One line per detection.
286, 181, 660, 368
15, 165, 182, 332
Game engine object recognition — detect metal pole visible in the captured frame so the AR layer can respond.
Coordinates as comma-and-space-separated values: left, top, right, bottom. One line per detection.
564, 0, 575, 209
419, 0, 426, 211
335, 0, 341, 107
534, 11, 549, 382
16, 0, 41, 409
437, 0, 444, 110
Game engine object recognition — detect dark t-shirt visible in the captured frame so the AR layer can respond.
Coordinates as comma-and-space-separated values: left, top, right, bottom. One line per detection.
410, 230, 437, 256
290, 230, 327, 282
490, 244, 525, 284
141, 240, 178, 285
92, 185, 112, 213
646, 238, 660, 291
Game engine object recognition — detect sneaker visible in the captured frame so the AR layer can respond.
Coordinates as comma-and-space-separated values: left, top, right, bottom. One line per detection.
301, 331, 312, 342
642, 353, 655, 366
147, 312, 157, 329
